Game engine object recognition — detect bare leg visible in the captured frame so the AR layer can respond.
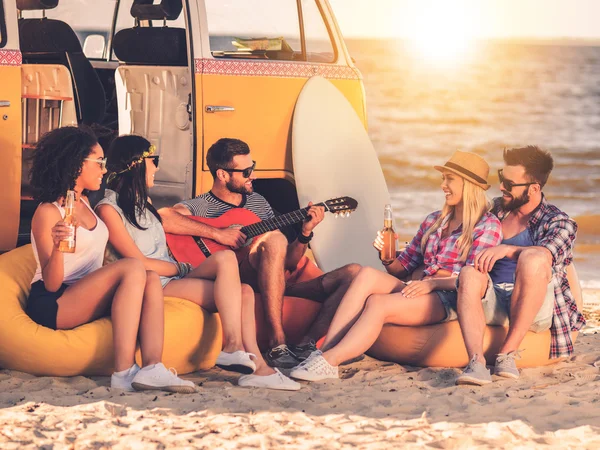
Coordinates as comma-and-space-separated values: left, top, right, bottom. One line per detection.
323, 292, 447, 367
164, 250, 244, 353
456, 266, 489, 365
291, 264, 362, 344
500, 248, 552, 353
238, 283, 276, 376
247, 231, 288, 348
321, 266, 405, 351
56, 258, 147, 372
138, 271, 164, 367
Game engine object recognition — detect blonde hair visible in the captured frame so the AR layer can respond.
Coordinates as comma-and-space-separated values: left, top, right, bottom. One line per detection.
421, 178, 491, 261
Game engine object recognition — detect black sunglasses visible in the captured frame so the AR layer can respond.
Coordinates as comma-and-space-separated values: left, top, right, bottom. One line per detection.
498, 169, 537, 192
223, 160, 256, 178
146, 155, 160, 168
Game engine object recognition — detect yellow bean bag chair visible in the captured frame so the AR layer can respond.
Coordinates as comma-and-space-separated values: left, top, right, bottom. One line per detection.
367, 265, 583, 368
0, 245, 222, 376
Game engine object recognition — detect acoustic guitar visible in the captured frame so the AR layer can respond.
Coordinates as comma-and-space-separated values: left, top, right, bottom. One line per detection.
166, 196, 358, 267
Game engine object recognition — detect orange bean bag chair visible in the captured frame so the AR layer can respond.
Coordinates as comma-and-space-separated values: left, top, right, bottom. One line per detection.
0, 245, 222, 376
254, 260, 583, 369
367, 264, 583, 368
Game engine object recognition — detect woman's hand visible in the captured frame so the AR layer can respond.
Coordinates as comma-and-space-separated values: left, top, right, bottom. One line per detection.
373, 230, 399, 253
401, 279, 434, 298
51, 220, 74, 249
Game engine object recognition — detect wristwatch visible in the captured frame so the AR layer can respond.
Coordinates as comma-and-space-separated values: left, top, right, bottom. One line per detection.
297, 231, 314, 244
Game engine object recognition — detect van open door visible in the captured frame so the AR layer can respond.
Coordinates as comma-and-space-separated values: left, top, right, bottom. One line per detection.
0, 1, 22, 251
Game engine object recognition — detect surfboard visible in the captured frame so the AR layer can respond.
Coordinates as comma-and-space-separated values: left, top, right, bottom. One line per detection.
292, 76, 392, 272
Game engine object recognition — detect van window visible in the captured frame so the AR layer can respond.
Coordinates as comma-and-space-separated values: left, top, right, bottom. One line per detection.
0, 0, 7, 48
21, 1, 117, 59
205, 0, 302, 61
301, 0, 336, 63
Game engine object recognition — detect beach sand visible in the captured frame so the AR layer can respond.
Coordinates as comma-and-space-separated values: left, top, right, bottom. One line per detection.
1, 291, 599, 449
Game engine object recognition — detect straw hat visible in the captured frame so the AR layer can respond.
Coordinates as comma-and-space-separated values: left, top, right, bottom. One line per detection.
434, 151, 491, 190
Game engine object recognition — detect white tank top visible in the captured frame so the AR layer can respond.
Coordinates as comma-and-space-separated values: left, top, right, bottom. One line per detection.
31, 199, 109, 285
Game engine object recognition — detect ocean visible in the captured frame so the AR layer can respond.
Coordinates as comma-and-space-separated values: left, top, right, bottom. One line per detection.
346, 39, 600, 286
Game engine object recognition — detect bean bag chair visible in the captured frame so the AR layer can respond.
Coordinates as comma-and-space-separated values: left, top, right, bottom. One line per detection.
0, 245, 222, 376
367, 264, 584, 368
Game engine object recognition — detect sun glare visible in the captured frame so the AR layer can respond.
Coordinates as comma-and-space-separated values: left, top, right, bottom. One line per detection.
405, 2, 479, 66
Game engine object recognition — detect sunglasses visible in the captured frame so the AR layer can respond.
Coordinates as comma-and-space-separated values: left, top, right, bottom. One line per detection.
85, 157, 107, 170
146, 155, 160, 168
224, 160, 256, 178
498, 169, 538, 192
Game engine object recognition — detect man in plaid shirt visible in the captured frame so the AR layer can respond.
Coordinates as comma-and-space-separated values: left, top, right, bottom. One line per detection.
456, 146, 584, 386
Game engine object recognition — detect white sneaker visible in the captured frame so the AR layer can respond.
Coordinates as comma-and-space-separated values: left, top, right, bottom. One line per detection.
111, 363, 141, 392
290, 350, 339, 382
216, 350, 257, 374
131, 363, 197, 394
238, 369, 301, 391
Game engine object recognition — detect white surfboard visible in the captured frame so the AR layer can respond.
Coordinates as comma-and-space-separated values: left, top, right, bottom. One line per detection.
292, 76, 392, 272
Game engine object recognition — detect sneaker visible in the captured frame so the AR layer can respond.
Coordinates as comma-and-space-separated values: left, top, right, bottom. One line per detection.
216, 350, 257, 374
131, 363, 197, 394
265, 344, 300, 369
111, 363, 141, 392
290, 350, 339, 382
238, 369, 301, 391
290, 340, 317, 361
495, 350, 522, 379
456, 354, 492, 386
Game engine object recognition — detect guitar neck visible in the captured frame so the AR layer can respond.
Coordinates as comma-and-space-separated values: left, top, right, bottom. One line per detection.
241, 203, 325, 238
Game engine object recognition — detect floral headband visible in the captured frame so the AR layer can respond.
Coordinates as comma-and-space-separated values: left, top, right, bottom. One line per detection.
107, 144, 156, 183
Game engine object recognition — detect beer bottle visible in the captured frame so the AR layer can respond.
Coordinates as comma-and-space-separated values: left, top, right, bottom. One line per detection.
380, 204, 396, 264
58, 190, 76, 253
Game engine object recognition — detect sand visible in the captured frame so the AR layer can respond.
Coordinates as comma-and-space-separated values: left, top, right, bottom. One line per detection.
1, 291, 599, 449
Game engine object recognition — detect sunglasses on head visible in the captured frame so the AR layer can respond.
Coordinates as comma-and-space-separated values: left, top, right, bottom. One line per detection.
146, 155, 160, 168
85, 157, 108, 170
223, 160, 256, 178
498, 169, 537, 192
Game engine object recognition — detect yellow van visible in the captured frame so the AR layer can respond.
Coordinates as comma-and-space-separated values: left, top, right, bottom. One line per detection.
0, 0, 366, 251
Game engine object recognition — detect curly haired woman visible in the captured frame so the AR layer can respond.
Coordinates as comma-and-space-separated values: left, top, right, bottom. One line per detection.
25, 126, 195, 393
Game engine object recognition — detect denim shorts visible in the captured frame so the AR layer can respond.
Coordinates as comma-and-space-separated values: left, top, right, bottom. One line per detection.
437, 276, 555, 332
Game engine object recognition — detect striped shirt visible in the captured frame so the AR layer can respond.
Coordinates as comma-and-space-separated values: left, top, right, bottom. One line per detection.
177, 191, 298, 242
492, 195, 584, 359
397, 211, 503, 277
178, 191, 275, 220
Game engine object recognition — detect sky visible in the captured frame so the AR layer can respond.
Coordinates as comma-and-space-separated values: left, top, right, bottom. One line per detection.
328, 0, 600, 40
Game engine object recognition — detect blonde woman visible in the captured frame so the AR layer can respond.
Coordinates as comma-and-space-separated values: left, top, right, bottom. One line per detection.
290, 151, 503, 381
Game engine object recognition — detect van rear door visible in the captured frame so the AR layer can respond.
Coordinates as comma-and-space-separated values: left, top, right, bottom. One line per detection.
0, 1, 22, 251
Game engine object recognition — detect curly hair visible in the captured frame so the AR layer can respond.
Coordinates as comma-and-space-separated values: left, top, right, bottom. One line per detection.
106, 135, 161, 230
30, 126, 99, 203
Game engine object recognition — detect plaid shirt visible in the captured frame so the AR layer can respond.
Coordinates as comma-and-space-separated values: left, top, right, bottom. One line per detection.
492, 196, 585, 358
492, 196, 584, 359
397, 211, 502, 277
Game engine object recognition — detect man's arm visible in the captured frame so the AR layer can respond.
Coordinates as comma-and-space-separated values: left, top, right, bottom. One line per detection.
284, 202, 325, 271
158, 205, 246, 248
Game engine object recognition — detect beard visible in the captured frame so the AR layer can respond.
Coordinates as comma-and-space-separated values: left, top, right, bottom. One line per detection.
226, 178, 253, 195
502, 189, 530, 212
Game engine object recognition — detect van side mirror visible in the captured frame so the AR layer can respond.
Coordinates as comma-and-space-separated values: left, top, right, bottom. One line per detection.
83, 34, 106, 59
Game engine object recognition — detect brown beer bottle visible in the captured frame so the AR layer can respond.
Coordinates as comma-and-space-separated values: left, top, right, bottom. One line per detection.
380, 204, 396, 264
58, 190, 76, 253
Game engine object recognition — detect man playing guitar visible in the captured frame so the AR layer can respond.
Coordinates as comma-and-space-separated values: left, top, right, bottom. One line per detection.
159, 138, 360, 369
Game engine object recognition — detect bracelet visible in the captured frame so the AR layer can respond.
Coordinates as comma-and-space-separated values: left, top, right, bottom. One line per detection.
177, 262, 192, 277
297, 231, 314, 244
